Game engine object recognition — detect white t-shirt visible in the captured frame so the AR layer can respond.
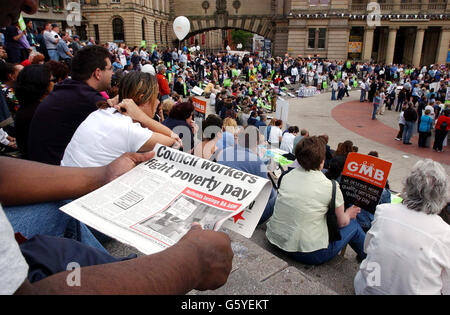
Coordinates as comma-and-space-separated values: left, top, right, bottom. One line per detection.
61, 108, 153, 167
354, 203, 450, 295
0, 205, 29, 294
280, 132, 296, 153
269, 126, 283, 145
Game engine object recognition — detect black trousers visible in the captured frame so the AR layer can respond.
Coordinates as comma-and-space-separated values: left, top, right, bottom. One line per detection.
433, 129, 448, 151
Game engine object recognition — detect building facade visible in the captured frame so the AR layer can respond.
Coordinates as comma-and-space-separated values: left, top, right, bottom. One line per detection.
78, 0, 450, 66
285, 0, 450, 66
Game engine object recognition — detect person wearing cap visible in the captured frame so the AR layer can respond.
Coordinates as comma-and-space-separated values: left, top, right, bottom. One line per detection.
70, 35, 82, 56
44, 23, 60, 61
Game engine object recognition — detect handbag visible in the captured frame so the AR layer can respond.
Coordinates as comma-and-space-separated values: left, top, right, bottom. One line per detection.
327, 180, 342, 243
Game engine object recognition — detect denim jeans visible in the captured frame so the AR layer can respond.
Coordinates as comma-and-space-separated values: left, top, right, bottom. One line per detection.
403, 121, 415, 144
4, 200, 108, 253
357, 188, 391, 231
360, 89, 366, 102
331, 89, 336, 100
47, 49, 59, 61
372, 104, 379, 119
284, 220, 366, 265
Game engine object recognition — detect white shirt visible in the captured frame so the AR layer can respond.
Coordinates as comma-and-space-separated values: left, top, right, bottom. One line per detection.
280, 132, 296, 153
61, 108, 153, 167
269, 126, 283, 145
0, 205, 29, 295
354, 203, 450, 295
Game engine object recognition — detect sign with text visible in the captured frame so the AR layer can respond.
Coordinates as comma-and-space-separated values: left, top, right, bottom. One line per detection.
192, 97, 206, 115
340, 153, 392, 213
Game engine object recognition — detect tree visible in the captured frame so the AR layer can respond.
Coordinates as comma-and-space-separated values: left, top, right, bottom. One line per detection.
231, 29, 253, 50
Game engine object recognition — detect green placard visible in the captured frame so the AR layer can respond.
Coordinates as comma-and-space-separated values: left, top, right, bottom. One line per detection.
141, 40, 146, 48
18, 14, 26, 31
224, 79, 231, 87
391, 195, 403, 205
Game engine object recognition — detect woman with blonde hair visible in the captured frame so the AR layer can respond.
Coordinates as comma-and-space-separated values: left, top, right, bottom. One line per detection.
61, 71, 180, 167
217, 117, 238, 151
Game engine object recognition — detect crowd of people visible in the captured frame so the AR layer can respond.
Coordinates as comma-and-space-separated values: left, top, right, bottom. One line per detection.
0, 0, 449, 296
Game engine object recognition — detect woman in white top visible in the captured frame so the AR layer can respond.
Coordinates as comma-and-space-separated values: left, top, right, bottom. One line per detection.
355, 159, 450, 295
61, 72, 179, 167
266, 136, 365, 265
280, 126, 299, 154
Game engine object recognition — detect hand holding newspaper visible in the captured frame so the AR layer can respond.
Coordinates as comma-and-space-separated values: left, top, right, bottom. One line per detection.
61, 144, 272, 254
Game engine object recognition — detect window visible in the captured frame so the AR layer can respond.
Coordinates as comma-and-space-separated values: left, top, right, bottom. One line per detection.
309, 0, 330, 5
154, 21, 158, 43
308, 28, 327, 49
112, 17, 124, 42
111, 0, 120, 3
160, 22, 163, 43
308, 29, 316, 49
94, 24, 100, 42
142, 19, 146, 41
318, 28, 326, 49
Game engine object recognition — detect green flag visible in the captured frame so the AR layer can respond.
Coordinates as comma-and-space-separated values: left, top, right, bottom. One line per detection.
232, 69, 238, 78
353, 80, 358, 88
224, 79, 231, 87
18, 14, 26, 31
337, 72, 342, 79
141, 40, 146, 48
249, 87, 253, 95
346, 61, 351, 69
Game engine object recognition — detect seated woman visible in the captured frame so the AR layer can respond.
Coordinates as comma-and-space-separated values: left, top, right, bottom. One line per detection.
14, 64, 55, 159
217, 126, 277, 225
354, 159, 449, 295
61, 71, 178, 167
217, 117, 238, 152
266, 136, 366, 265
193, 114, 223, 160
163, 102, 198, 153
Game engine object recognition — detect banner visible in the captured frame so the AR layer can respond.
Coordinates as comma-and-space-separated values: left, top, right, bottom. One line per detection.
339, 153, 392, 213
192, 97, 206, 115
348, 42, 362, 53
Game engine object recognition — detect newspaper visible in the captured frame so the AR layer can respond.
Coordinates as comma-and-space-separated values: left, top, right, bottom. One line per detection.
60, 144, 272, 255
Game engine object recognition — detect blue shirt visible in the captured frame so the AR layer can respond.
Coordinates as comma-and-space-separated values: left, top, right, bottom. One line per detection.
56, 40, 71, 59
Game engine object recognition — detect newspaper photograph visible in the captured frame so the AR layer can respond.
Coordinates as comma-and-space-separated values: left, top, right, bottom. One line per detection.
60, 144, 272, 255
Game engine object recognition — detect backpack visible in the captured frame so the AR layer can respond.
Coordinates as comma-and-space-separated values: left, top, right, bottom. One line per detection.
440, 121, 448, 131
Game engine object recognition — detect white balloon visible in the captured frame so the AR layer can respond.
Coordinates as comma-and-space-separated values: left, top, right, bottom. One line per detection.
173, 16, 190, 41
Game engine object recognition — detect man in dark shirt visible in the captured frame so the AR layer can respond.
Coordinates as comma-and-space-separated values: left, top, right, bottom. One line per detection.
28, 45, 113, 165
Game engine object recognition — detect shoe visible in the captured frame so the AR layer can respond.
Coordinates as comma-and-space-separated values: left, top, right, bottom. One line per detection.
404, 142, 412, 145
395, 138, 401, 141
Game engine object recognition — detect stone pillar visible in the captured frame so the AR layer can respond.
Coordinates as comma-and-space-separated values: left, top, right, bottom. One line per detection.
436, 27, 450, 65
412, 26, 426, 68
362, 26, 375, 62
385, 26, 398, 65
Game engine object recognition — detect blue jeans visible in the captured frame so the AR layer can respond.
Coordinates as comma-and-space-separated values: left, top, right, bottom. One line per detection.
331, 89, 336, 100
372, 104, 379, 119
47, 49, 59, 61
258, 188, 277, 225
403, 121, 415, 143
4, 200, 108, 254
360, 89, 366, 102
284, 220, 366, 265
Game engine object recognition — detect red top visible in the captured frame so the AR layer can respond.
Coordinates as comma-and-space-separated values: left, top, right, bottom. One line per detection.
21, 59, 31, 67
157, 73, 170, 97
435, 115, 450, 131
